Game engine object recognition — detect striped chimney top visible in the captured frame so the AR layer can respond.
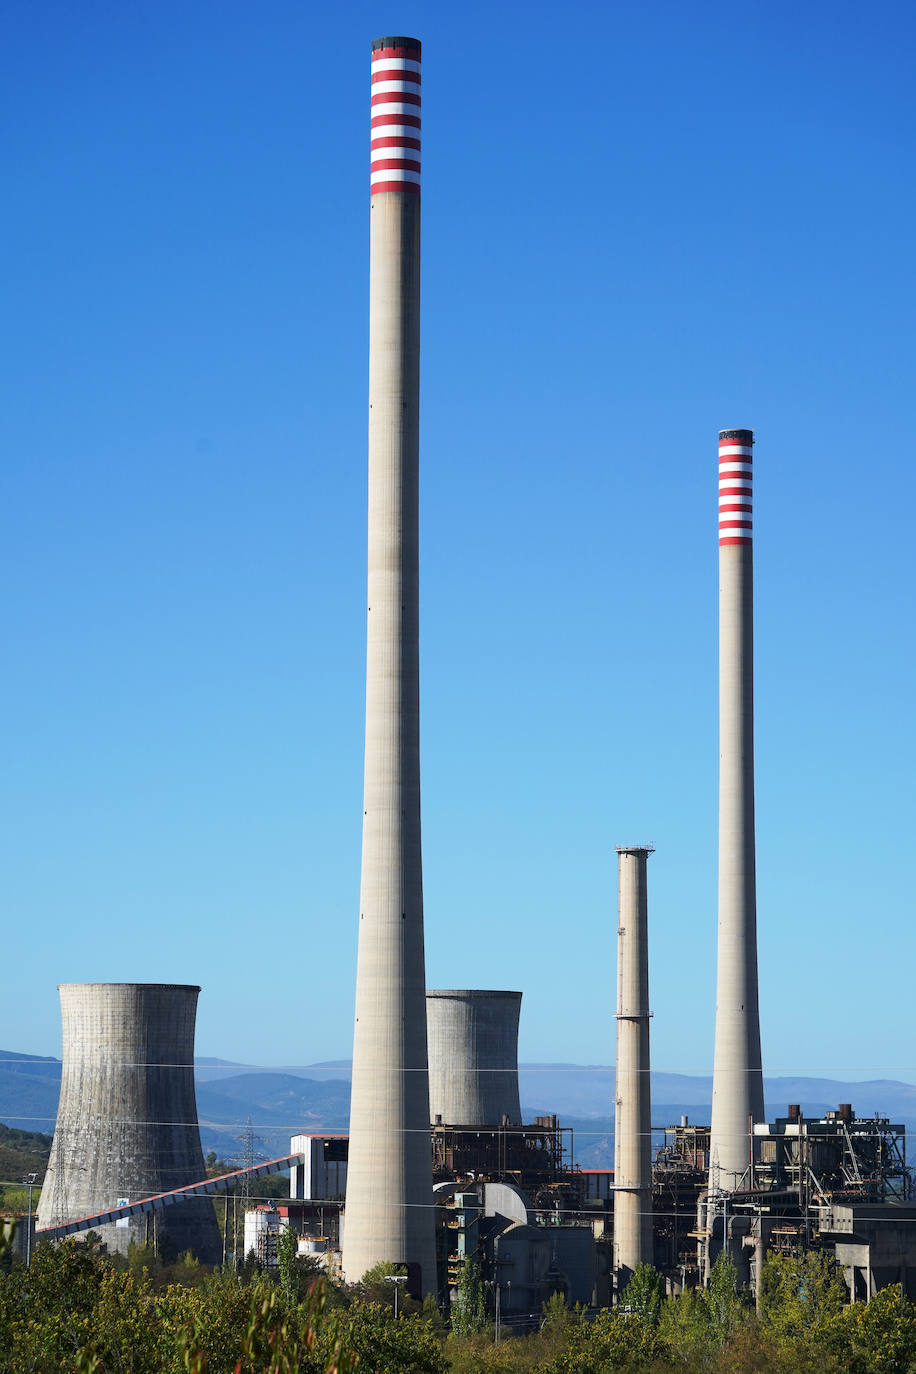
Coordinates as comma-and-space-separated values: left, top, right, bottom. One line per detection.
718, 428, 753, 546
370, 36, 421, 196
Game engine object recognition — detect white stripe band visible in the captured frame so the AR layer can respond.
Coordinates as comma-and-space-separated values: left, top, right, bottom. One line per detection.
371, 149, 421, 164
719, 462, 753, 476
371, 57, 421, 74
371, 124, 422, 141
371, 100, 422, 117
370, 168, 421, 184
371, 79, 421, 96
718, 445, 753, 456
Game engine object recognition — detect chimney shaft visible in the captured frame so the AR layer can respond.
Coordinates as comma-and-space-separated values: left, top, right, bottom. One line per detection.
614, 846, 654, 1286
709, 428, 765, 1190
342, 37, 436, 1293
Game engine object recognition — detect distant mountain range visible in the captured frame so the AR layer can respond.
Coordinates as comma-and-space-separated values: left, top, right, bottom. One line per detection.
4, 1050, 915, 1170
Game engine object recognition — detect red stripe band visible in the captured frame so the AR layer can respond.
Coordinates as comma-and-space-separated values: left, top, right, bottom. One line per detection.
372, 69, 421, 84
720, 536, 753, 544
719, 503, 753, 513
372, 90, 421, 107
371, 181, 420, 195
371, 136, 421, 151
719, 520, 753, 529
372, 46, 421, 62
370, 158, 421, 172
372, 113, 421, 129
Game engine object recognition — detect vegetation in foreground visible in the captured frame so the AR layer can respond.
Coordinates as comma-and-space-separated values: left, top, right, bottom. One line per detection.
2, 1235, 916, 1373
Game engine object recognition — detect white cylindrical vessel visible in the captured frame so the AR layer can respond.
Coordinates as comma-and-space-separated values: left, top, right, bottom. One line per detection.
342, 36, 436, 1295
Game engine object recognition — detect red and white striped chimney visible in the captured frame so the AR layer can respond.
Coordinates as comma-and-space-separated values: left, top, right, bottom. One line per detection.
370, 39, 421, 195
344, 37, 436, 1295
709, 428, 765, 1198
718, 433, 753, 546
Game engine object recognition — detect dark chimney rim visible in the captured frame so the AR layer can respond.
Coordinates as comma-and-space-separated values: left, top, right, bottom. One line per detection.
372, 36, 421, 53
719, 428, 754, 442
426, 989, 522, 999
57, 982, 202, 993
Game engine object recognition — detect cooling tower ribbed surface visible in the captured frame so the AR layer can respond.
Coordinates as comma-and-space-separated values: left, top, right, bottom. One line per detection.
37, 983, 221, 1262
426, 990, 523, 1125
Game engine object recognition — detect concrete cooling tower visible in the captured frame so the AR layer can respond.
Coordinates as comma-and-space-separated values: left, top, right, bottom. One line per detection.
37, 983, 221, 1262
426, 990, 523, 1125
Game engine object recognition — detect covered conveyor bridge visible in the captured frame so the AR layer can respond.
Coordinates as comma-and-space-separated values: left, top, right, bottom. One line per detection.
35, 1152, 304, 1241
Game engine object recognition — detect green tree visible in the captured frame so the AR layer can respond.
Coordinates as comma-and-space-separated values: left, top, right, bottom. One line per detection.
452, 1258, 488, 1336
816, 1282, 916, 1374
759, 1249, 846, 1337
620, 1263, 665, 1325
0, 1240, 160, 1374
542, 1288, 572, 1332
357, 1259, 408, 1308
536, 1305, 669, 1373
658, 1285, 717, 1366
707, 1251, 752, 1343
320, 1302, 447, 1374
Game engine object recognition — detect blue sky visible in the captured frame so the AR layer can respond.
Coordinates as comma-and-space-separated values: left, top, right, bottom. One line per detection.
2, 0, 914, 1084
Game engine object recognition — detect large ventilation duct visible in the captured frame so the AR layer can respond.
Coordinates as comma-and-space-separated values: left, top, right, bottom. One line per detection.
36, 983, 221, 1262
426, 990, 523, 1125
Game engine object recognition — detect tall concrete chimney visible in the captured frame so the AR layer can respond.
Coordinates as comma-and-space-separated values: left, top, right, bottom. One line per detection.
342, 37, 436, 1293
709, 429, 765, 1191
36, 984, 221, 1262
426, 990, 523, 1125
614, 847, 654, 1287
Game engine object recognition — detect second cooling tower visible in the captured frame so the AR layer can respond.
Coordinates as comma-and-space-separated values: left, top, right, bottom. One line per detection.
426, 990, 523, 1125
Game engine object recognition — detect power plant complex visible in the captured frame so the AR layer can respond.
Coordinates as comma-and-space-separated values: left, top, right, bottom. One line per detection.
17, 33, 915, 1322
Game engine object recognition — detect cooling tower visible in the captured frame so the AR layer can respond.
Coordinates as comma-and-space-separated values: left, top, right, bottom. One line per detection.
709, 428, 765, 1191
342, 36, 437, 1293
37, 983, 221, 1262
613, 847, 653, 1286
426, 990, 523, 1125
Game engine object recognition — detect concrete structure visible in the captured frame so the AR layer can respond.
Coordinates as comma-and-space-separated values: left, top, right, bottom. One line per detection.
343, 36, 436, 1294
426, 990, 523, 1126
613, 847, 654, 1287
36, 983, 221, 1261
709, 429, 765, 1191
820, 1204, 916, 1302
483, 1183, 596, 1313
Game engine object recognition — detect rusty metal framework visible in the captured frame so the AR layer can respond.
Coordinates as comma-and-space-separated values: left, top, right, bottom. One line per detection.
431, 1115, 570, 1192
